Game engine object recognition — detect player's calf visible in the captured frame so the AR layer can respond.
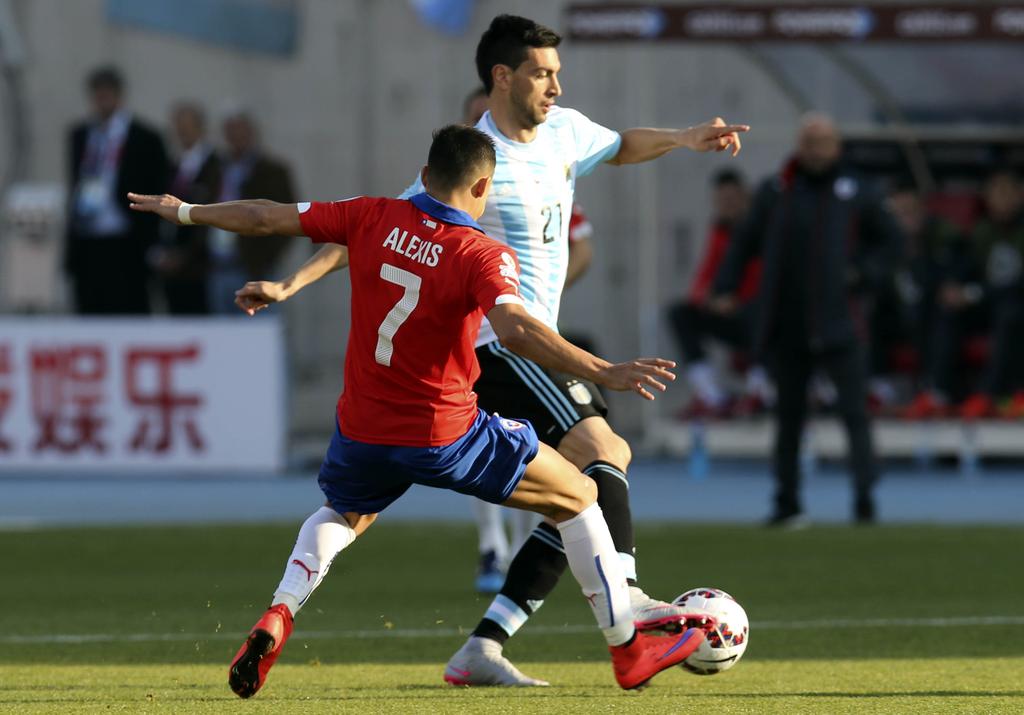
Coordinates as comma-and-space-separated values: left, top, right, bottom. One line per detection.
504, 445, 636, 650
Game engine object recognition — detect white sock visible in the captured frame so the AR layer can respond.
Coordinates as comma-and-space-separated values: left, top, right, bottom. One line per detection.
510, 508, 540, 554
471, 499, 509, 563
687, 361, 725, 407
271, 506, 356, 616
556, 503, 634, 646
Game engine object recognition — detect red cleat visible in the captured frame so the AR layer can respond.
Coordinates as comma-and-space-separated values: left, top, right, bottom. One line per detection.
228, 603, 294, 698
609, 627, 707, 690
959, 393, 994, 421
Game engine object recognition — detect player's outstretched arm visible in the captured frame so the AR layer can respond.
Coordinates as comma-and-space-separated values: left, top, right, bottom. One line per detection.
609, 117, 750, 165
234, 245, 350, 315
488, 303, 675, 401
127, 193, 304, 237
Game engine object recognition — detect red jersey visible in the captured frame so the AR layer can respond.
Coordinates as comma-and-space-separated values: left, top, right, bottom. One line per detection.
688, 222, 762, 305
298, 192, 523, 447
568, 203, 593, 243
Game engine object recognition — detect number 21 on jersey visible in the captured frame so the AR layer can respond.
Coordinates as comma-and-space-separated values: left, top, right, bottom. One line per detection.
541, 203, 562, 244
375, 263, 421, 366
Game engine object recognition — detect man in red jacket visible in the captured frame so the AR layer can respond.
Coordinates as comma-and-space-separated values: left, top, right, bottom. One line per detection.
666, 169, 768, 416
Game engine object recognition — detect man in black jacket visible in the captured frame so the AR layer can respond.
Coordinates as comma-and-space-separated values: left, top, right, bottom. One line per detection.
712, 114, 902, 525
65, 66, 169, 314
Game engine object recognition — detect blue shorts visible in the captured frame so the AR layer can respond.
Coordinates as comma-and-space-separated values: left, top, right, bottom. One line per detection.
318, 409, 540, 515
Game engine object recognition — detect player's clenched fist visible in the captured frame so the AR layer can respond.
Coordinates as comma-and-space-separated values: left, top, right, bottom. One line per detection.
598, 358, 676, 401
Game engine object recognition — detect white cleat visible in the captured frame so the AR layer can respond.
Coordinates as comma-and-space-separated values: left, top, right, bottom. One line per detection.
443, 636, 550, 687
630, 586, 692, 633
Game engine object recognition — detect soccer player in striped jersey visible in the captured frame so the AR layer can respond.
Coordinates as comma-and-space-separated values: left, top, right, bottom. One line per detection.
234, 14, 748, 687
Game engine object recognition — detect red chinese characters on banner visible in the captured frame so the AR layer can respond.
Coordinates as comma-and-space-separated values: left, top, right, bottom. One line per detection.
125, 345, 205, 454
30, 345, 107, 453
0, 344, 12, 452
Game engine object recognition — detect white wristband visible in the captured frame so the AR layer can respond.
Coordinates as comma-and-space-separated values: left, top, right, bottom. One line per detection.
177, 203, 195, 225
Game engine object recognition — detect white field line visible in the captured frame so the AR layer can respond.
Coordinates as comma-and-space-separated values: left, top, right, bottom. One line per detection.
4, 615, 1024, 645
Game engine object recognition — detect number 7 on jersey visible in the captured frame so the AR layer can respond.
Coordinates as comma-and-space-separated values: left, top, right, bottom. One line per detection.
375, 263, 422, 366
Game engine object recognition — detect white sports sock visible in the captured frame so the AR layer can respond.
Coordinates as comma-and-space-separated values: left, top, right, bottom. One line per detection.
271, 506, 356, 616
556, 503, 634, 646
471, 499, 509, 563
687, 361, 725, 407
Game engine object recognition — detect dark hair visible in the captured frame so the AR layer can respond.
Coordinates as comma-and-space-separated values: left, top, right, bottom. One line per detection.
86, 65, 124, 93
475, 14, 561, 94
712, 168, 745, 188
427, 124, 496, 194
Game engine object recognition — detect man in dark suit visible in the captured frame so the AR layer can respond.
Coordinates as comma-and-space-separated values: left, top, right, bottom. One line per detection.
713, 114, 903, 526
151, 102, 221, 314
207, 111, 295, 313
66, 66, 169, 314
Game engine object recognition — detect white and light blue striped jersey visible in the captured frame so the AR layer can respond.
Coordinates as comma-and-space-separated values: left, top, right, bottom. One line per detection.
400, 106, 621, 345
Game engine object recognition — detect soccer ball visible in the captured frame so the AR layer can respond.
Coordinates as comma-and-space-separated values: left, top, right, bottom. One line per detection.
672, 587, 749, 675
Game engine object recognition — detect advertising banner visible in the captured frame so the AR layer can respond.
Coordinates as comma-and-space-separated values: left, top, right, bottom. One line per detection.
0, 318, 286, 472
566, 4, 1024, 43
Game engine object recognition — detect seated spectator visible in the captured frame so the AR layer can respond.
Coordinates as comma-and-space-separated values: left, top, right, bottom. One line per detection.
958, 168, 1024, 418
875, 180, 965, 414
906, 168, 1024, 418
666, 169, 771, 417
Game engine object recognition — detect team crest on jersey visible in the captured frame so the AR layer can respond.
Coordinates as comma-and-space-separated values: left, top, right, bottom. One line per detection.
568, 381, 593, 405
500, 417, 526, 431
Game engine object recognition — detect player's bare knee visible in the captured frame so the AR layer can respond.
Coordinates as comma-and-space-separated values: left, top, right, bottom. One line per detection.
558, 474, 597, 520
559, 421, 632, 471
342, 511, 377, 536
604, 434, 632, 470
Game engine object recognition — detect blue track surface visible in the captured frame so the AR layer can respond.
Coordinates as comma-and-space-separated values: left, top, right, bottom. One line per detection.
3, 460, 1022, 527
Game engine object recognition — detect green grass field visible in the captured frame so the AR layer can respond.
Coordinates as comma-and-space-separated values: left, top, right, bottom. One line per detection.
2, 522, 1023, 713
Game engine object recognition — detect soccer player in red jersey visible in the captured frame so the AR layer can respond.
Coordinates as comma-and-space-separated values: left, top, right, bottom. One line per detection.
128, 125, 710, 696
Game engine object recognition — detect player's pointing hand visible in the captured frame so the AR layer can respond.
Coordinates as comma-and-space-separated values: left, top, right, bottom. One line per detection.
684, 118, 750, 157
598, 358, 676, 401
127, 192, 186, 224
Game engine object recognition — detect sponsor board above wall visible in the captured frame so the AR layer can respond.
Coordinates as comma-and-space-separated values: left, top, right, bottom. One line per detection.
565, 4, 1024, 42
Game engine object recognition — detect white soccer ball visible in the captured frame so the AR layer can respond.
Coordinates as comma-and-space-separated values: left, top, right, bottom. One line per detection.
672, 587, 749, 675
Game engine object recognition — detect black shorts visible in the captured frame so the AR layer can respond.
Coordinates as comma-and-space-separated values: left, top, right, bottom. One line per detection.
474, 341, 609, 447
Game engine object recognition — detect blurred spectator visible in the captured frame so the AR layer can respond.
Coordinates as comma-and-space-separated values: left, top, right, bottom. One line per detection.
65, 66, 169, 314
885, 181, 971, 417
150, 102, 221, 314
948, 169, 1024, 419
666, 169, 771, 417
207, 111, 295, 314
713, 114, 902, 525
